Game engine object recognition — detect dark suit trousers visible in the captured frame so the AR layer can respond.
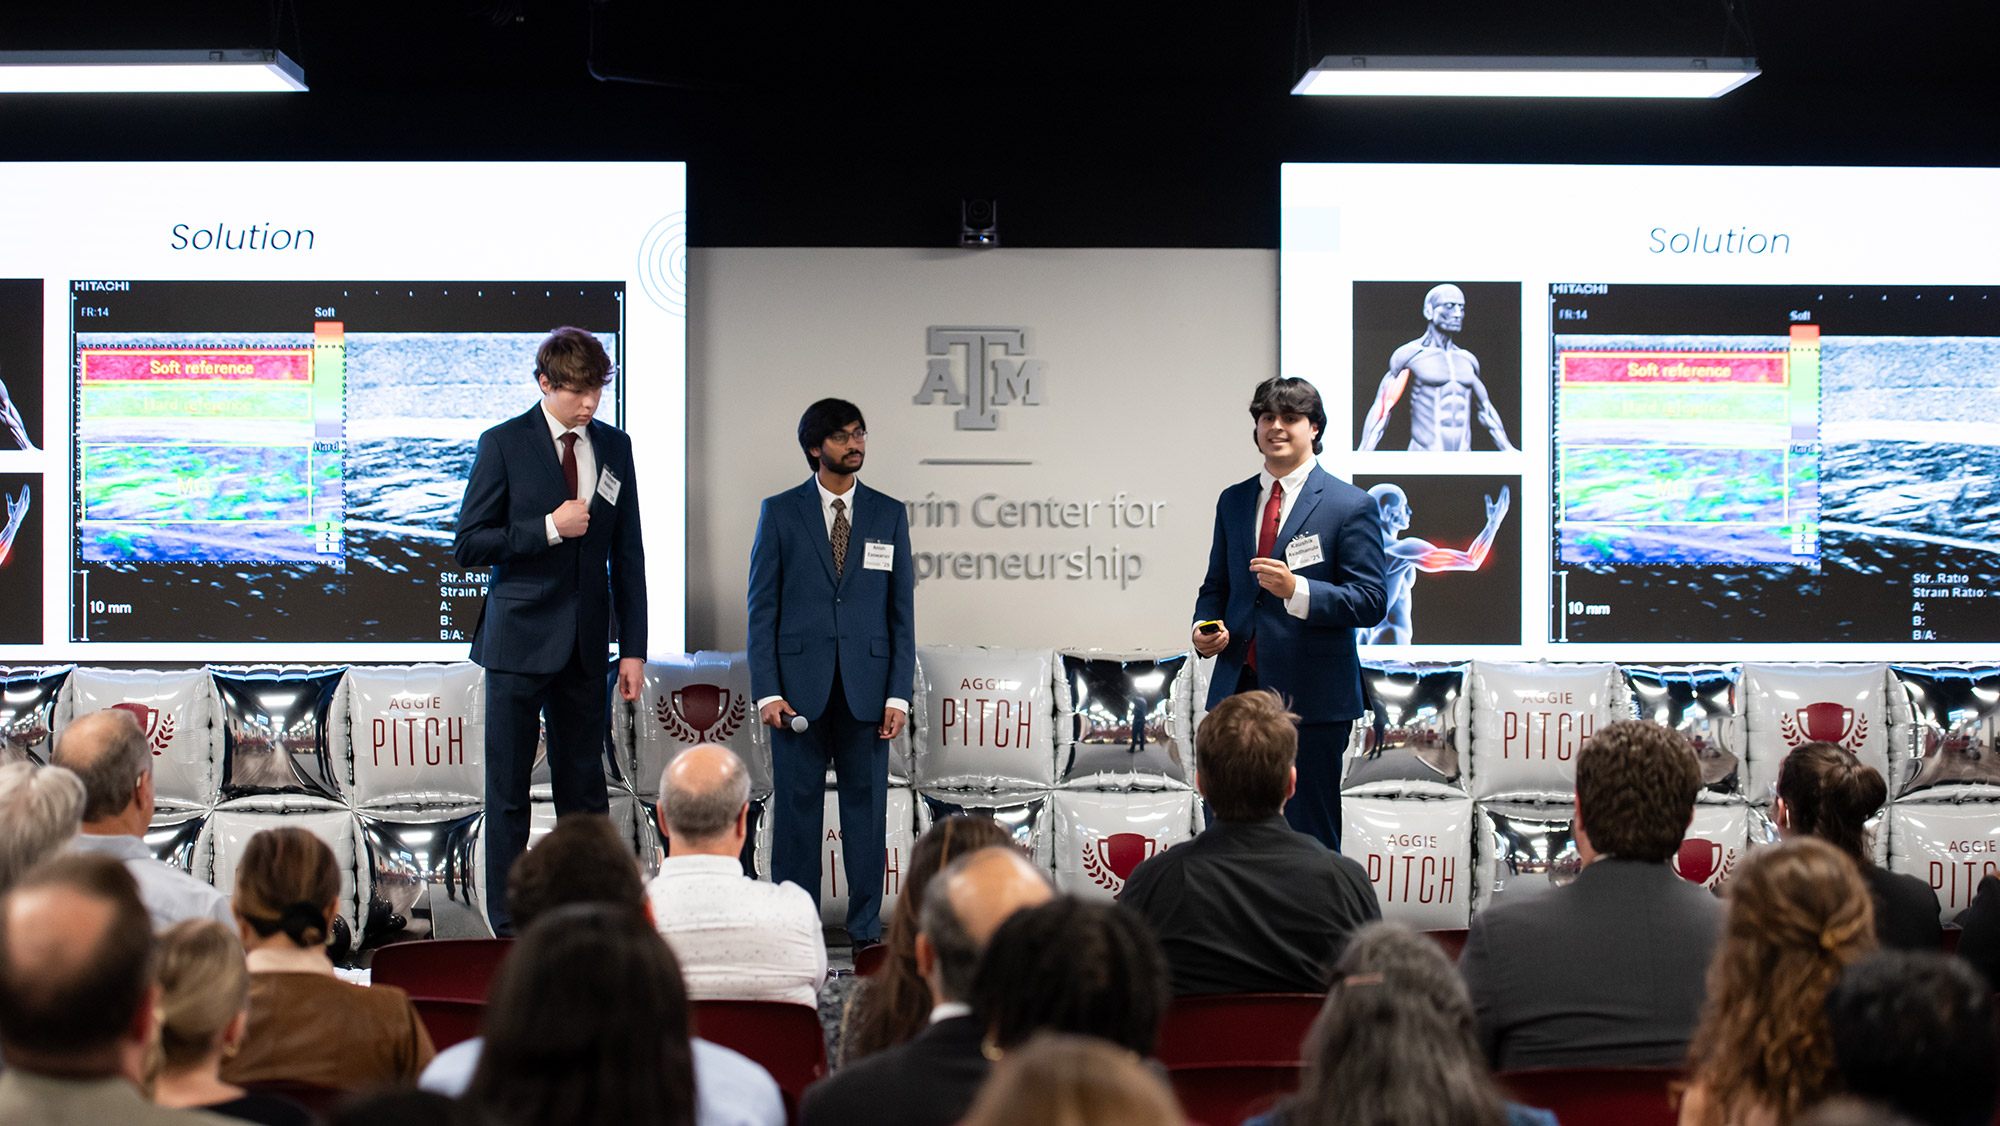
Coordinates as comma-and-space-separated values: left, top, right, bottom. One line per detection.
484, 642, 611, 934
1235, 665, 1348, 850
771, 670, 888, 941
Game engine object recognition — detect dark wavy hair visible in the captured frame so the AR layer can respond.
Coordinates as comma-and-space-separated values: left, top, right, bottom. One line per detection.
1828, 950, 1999, 1126
1575, 720, 1702, 863
971, 897, 1169, 1056
797, 398, 865, 471
1778, 742, 1888, 866
468, 903, 696, 1126
842, 814, 1016, 1063
1247, 376, 1326, 456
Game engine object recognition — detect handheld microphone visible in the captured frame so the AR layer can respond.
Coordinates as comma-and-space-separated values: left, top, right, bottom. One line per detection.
789, 714, 809, 733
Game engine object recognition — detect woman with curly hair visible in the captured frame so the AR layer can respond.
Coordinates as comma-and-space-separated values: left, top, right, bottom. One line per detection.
1680, 836, 1878, 1126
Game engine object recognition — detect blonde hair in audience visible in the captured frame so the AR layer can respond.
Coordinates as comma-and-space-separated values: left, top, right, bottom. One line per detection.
1686, 835, 1877, 1126
961, 1032, 1184, 1126
142, 919, 249, 1089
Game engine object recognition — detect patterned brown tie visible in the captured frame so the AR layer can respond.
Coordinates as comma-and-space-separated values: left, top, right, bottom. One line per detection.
830, 498, 850, 577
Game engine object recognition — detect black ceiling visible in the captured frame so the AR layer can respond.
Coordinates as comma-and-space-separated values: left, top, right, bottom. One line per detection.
1, 0, 1994, 247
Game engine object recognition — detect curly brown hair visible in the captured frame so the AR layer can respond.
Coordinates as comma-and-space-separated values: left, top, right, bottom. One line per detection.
1685, 836, 1877, 1126
1575, 720, 1701, 862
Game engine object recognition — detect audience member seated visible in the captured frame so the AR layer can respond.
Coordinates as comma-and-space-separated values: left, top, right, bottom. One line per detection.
0, 853, 231, 1124
1946, 873, 2000, 990
973, 896, 1170, 1058
465, 902, 699, 1126
840, 814, 1014, 1064
220, 827, 435, 1089
961, 1031, 1187, 1126
1680, 836, 1876, 1126
326, 1088, 471, 1126
146, 919, 311, 1126
647, 745, 826, 1007
801, 844, 1054, 1126
1775, 741, 1942, 951
1826, 949, 1999, 1126
0, 761, 84, 895
1244, 923, 1555, 1126
1460, 719, 1723, 1070
1121, 690, 1379, 995
54, 711, 234, 931
420, 813, 784, 1126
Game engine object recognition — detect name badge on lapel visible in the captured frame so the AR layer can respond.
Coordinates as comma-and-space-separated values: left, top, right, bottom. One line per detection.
1284, 533, 1324, 570
596, 468, 621, 505
863, 540, 894, 571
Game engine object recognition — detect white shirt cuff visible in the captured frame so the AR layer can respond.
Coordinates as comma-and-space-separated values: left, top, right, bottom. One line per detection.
545, 514, 561, 545
885, 698, 909, 715
756, 695, 784, 712
1285, 580, 1311, 619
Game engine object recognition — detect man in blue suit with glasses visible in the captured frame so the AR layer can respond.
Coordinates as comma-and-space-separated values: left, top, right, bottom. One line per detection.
749, 399, 915, 947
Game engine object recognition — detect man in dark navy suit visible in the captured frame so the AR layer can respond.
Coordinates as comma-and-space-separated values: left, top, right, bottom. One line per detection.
454, 327, 646, 935
748, 399, 915, 946
1192, 376, 1386, 849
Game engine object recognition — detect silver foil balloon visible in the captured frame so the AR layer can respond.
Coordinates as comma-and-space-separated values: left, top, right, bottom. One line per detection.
634, 652, 774, 798
912, 646, 1057, 790
1343, 662, 1467, 797
1051, 790, 1196, 902
359, 809, 488, 947
143, 809, 208, 875
1623, 665, 1742, 799
919, 790, 1050, 867
1057, 652, 1192, 789
213, 666, 347, 803
1889, 665, 2000, 800
1473, 802, 1581, 912
0, 666, 69, 766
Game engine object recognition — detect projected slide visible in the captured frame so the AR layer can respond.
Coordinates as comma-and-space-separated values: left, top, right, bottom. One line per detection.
72, 282, 620, 645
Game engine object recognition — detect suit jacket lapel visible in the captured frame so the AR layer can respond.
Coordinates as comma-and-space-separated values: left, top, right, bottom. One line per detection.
1276, 466, 1329, 547
1229, 475, 1259, 568
833, 483, 889, 591
797, 480, 839, 584
520, 405, 568, 498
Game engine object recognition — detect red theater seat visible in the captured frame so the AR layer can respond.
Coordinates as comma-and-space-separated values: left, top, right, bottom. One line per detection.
412, 997, 486, 1051
1497, 1067, 1685, 1126
1156, 994, 1323, 1126
1426, 928, 1469, 962
692, 1000, 828, 1119
370, 937, 514, 1002
854, 942, 890, 978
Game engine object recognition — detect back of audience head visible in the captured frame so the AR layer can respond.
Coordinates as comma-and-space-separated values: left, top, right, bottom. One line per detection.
234, 826, 341, 950
0, 760, 85, 893
1574, 719, 1701, 862
660, 744, 751, 850
919, 843, 1054, 1008
1686, 835, 1876, 1126
972, 896, 1169, 1056
0, 851, 154, 1076
469, 902, 695, 1126
508, 812, 645, 928
1827, 949, 1998, 1126
50, 709, 152, 829
329, 1088, 478, 1126
1196, 690, 1298, 822
961, 1031, 1186, 1126
145, 918, 250, 1092
1777, 742, 1888, 864
1288, 923, 1507, 1126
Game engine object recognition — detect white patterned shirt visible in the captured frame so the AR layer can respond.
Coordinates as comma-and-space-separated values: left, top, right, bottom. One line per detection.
70, 833, 235, 932
647, 854, 828, 1009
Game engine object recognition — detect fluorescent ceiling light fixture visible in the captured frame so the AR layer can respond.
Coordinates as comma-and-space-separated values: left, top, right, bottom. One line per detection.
0, 50, 306, 93
1292, 56, 1759, 98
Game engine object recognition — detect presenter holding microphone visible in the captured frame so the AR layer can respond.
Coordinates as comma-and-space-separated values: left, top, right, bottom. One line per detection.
454, 327, 646, 936
748, 400, 914, 948
1193, 377, 1386, 849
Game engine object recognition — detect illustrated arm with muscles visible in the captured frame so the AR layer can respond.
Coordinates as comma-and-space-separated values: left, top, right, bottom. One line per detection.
0, 374, 32, 452
1467, 362, 1517, 453
1359, 343, 1422, 451
0, 485, 26, 567
746, 500, 793, 728
1398, 486, 1511, 573
452, 430, 561, 566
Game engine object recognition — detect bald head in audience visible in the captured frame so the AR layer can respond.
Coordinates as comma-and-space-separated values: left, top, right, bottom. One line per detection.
0, 852, 155, 1078
660, 744, 753, 858
918, 845, 1054, 1007
51, 710, 155, 838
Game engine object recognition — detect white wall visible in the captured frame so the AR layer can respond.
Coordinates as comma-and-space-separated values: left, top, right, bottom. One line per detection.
686, 248, 1277, 651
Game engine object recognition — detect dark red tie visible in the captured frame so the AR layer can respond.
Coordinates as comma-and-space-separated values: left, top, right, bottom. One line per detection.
1247, 481, 1283, 670
559, 432, 579, 500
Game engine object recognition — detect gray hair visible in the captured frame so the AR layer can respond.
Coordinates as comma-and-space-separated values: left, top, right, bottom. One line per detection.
51, 712, 150, 823
660, 749, 751, 844
0, 763, 86, 894
918, 852, 983, 1004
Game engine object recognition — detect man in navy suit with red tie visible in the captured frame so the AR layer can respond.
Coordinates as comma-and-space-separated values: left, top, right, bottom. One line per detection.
748, 399, 915, 946
1192, 377, 1387, 849
454, 327, 647, 935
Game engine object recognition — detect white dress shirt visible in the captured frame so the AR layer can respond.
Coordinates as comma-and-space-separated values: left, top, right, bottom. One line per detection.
420, 1035, 784, 1126
69, 833, 235, 932
540, 403, 597, 546
1254, 461, 1317, 619
756, 475, 908, 717
646, 854, 829, 1009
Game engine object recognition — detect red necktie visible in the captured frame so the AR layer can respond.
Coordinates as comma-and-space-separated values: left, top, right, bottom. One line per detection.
560, 432, 579, 500
1247, 480, 1283, 670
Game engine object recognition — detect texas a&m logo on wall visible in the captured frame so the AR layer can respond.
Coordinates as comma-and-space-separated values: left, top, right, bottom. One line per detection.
655, 683, 748, 745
